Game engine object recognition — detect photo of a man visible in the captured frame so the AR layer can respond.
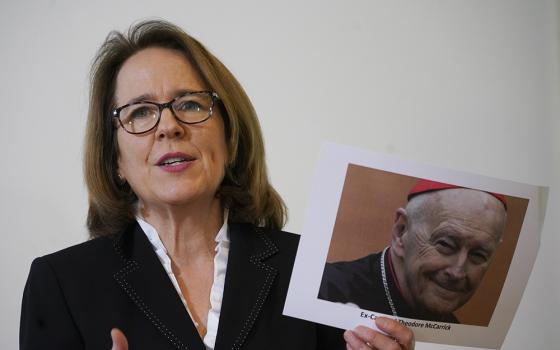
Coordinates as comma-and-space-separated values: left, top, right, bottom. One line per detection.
319, 178, 510, 324
285, 146, 541, 348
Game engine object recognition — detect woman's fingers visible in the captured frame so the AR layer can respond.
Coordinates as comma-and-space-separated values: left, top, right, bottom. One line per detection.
344, 329, 375, 350
110, 328, 129, 350
375, 317, 414, 349
347, 326, 401, 350
344, 317, 414, 350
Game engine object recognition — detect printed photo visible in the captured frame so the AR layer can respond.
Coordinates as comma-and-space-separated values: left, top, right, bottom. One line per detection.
283, 143, 547, 348
318, 164, 527, 327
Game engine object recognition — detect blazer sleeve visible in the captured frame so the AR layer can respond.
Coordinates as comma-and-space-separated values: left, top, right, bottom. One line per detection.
316, 324, 346, 349
20, 257, 83, 350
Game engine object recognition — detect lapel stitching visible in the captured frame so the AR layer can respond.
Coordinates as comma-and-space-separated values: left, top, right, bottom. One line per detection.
231, 229, 279, 350
113, 236, 190, 350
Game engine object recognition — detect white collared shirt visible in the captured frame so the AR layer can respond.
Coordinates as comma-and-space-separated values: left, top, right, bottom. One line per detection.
136, 215, 230, 350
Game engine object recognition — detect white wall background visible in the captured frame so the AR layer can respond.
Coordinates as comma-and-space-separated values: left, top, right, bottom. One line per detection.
1, 0, 558, 349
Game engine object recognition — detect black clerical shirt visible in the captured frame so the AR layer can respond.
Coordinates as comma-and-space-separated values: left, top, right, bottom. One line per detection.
318, 249, 459, 324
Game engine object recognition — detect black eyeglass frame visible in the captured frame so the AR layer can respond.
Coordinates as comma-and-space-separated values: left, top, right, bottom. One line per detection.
112, 91, 220, 135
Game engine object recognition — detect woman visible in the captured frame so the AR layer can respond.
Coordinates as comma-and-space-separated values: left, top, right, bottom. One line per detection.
20, 20, 414, 350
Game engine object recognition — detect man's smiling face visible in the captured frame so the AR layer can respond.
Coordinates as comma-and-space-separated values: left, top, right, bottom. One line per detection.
396, 188, 506, 317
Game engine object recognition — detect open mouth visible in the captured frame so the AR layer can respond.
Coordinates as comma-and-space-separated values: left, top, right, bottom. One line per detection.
159, 157, 192, 166
156, 153, 196, 168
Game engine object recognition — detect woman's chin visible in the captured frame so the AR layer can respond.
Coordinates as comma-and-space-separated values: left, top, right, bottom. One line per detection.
147, 190, 218, 209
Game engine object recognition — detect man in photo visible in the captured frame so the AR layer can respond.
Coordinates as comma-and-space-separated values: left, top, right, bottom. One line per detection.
319, 180, 508, 323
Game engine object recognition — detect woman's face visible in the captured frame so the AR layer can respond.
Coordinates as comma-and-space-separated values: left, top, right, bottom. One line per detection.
114, 47, 228, 211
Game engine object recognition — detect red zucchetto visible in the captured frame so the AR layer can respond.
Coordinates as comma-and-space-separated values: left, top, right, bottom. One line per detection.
407, 179, 507, 211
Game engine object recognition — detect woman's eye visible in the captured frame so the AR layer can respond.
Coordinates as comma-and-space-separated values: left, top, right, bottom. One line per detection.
176, 100, 202, 112
130, 106, 154, 119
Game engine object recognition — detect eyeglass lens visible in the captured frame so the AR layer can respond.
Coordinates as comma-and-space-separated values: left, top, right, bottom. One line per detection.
118, 92, 214, 134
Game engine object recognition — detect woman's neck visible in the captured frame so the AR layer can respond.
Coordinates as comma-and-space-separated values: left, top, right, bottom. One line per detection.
138, 197, 223, 265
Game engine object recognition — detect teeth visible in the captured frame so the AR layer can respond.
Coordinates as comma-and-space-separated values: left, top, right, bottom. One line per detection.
161, 157, 186, 165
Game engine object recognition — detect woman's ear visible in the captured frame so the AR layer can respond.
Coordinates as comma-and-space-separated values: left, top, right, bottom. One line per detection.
390, 208, 408, 258
115, 159, 126, 185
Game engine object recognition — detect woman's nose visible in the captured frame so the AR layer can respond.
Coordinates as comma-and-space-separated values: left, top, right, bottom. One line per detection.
156, 107, 185, 140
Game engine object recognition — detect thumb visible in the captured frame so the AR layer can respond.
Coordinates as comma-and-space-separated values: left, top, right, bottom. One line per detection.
110, 328, 129, 350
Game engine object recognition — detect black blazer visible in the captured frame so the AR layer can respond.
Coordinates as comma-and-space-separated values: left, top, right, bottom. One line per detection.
20, 223, 344, 350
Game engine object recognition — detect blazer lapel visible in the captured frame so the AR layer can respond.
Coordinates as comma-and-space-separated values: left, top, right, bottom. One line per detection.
214, 224, 279, 350
112, 224, 206, 350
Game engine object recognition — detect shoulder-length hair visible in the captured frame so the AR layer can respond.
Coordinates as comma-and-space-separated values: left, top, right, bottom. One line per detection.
84, 19, 286, 237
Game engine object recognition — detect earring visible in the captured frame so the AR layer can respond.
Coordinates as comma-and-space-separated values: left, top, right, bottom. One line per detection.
117, 173, 126, 183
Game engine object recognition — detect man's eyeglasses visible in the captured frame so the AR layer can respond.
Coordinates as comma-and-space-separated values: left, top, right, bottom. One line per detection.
112, 91, 219, 134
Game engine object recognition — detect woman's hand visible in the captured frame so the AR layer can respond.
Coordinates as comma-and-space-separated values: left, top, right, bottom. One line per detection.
110, 328, 129, 350
344, 317, 414, 350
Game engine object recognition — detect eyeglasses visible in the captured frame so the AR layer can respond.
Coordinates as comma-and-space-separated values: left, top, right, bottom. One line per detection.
112, 91, 219, 134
